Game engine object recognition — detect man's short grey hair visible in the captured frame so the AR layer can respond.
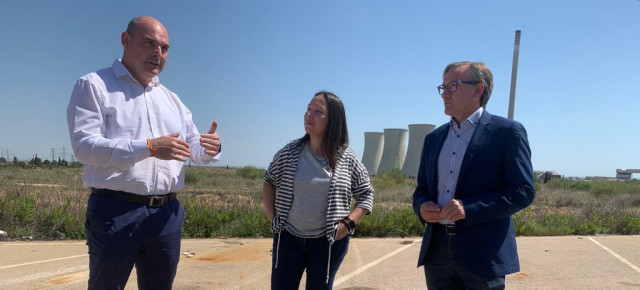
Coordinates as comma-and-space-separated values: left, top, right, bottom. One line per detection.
126, 16, 147, 37
444, 61, 493, 108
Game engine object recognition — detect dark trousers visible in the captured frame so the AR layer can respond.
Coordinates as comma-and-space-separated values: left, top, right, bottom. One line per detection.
423, 230, 505, 290
85, 193, 184, 290
271, 230, 349, 290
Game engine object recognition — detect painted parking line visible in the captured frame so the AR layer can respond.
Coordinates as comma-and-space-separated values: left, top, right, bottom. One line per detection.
0, 254, 88, 270
333, 239, 422, 286
0, 265, 87, 286
587, 237, 640, 274
0, 242, 86, 246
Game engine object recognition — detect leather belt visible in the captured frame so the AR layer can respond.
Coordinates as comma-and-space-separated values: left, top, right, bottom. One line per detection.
432, 223, 456, 235
91, 188, 177, 207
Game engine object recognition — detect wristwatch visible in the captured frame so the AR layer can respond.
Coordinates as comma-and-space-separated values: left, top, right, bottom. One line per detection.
341, 217, 356, 235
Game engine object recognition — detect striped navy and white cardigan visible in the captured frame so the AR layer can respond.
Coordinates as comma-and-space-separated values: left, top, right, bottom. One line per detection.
264, 138, 374, 243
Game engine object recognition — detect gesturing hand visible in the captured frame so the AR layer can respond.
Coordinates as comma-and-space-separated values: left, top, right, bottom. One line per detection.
420, 201, 441, 223
151, 132, 191, 161
200, 121, 221, 157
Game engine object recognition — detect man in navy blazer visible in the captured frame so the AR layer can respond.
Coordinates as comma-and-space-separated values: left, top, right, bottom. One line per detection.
413, 61, 535, 289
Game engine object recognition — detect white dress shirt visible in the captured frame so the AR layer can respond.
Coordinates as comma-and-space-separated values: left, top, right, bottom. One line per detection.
437, 107, 483, 224
67, 59, 219, 195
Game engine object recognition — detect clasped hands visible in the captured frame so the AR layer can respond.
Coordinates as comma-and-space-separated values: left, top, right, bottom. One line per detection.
419, 200, 465, 223
149, 121, 221, 161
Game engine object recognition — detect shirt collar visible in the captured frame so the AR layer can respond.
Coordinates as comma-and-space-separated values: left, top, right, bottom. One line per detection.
467, 107, 483, 125
450, 107, 484, 130
111, 58, 160, 86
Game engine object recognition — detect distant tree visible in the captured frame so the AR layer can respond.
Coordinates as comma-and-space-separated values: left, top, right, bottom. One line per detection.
13, 157, 19, 166
0, 157, 6, 163
30, 154, 42, 167
57, 157, 68, 167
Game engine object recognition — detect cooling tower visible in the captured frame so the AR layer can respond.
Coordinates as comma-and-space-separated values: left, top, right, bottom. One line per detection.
361, 132, 384, 176
376, 128, 408, 175
402, 124, 436, 178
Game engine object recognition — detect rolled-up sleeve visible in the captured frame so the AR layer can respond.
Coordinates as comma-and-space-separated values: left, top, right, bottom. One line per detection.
67, 78, 148, 170
351, 157, 374, 214
264, 146, 287, 189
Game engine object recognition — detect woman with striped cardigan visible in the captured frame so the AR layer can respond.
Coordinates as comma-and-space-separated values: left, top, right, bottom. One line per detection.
263, 91, 374, 289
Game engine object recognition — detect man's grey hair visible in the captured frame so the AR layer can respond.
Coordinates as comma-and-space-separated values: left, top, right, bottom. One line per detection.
126, 16, 148, 37
443, 61, 493, 108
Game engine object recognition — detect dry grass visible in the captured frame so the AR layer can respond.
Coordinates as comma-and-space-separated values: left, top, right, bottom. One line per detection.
2, 165, 640, 239
514, 183, 640, 235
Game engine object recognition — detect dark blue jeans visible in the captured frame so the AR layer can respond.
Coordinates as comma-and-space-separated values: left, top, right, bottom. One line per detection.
85, 193, 183, 290
271, 230, 349, 290
423, 231, 505, 290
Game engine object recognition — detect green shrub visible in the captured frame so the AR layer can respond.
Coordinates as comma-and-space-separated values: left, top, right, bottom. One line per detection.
236, 166, 266, 180
617, 216, 640, 234
513, 204, 640, 236
546, 179, 591, 191
0, 189, 85, 239
546, 179, 640, 196
181, 196, 270, 238
184, 170, 199, 184
3, 166, 640, 240
356, 205, 424, 237
372, 168, 406, 190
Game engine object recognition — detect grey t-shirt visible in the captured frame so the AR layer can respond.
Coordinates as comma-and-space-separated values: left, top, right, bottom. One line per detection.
284, 144, 332, 238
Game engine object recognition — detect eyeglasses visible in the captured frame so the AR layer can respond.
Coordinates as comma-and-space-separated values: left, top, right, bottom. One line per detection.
306, 109, 326, 118
437, 80, 479, 95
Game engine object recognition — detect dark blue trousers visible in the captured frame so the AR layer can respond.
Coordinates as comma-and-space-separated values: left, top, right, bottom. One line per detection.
85, 193, 183, 290
271, 230, 349, 290
423, 231, 505, 290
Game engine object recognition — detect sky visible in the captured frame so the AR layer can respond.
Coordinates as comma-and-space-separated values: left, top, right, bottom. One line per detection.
0, 0, 638, 178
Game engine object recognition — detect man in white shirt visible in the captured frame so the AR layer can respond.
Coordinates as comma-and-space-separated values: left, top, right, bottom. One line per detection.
67, 16, 221, 289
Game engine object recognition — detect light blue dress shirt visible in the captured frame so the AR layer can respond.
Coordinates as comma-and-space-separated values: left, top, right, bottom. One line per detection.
437, 107, 483, 224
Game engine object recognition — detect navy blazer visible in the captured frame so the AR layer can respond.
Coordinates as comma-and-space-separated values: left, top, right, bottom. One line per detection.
412, 110, 535, 279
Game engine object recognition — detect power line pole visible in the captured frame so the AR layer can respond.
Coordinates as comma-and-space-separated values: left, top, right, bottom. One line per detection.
57, 145, 68, 162
51, 148, 56, 162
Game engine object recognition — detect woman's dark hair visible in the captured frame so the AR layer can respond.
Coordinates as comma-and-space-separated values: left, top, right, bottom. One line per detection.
302, 91, 349, 171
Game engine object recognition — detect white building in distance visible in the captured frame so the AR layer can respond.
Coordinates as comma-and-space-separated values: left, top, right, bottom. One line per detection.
361, 132, 384, 176
376, 128, 407, 176
402, 124, 436, 178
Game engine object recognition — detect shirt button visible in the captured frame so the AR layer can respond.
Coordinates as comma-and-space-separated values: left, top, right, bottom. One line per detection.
453, 152, 456, 155
450, 170, 453, 174
457, 135, 460, 138
447, 190, 450, 193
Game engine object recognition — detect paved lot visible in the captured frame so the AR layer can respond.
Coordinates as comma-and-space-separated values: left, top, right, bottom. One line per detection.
1, 236, 639, 289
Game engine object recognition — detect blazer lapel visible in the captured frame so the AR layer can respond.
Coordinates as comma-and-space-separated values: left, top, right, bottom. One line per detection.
456, 111, 492, 191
